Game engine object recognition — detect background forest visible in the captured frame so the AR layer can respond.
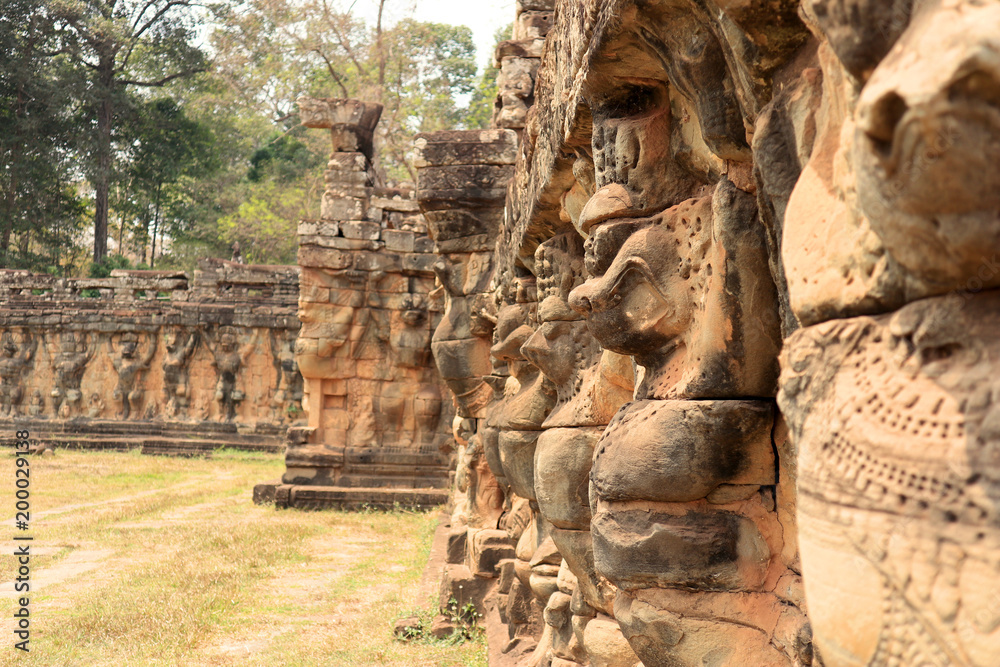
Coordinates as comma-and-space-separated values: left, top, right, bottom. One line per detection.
0, 0, 503, 274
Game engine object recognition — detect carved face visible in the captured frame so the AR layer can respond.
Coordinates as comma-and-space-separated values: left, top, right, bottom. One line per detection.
570, 220, 694, 356
489, 301, 556, 501
584, 79, 694, 229
854, 0, 1000, 288
401, 308, 425, 326
491, 304, 537, 383
60, 338, 77, 356
220, 334, 236, 351
520, 319, 578, 388
580, 3, 747, 234
120, 339, 137, 358
165, 329, 182, 350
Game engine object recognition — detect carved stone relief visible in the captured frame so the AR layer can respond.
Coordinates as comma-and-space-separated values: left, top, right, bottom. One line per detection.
0, 264, 302, 451
283, 97, 452, 498
775, 1, 1000, 665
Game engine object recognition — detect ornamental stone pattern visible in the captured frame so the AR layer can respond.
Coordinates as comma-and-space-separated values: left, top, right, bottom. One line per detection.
408, 1, 1000, 666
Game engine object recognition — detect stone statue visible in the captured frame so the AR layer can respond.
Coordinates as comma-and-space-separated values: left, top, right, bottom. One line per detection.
560, 5, 803, 664
27, 389, 45, 419
0, 329, 37, 417
162, 327, 199, 419
50, 332, 94, 418
776, 2, 1000, 665
107, 332, 157, 420
268, 328, 302, 422
204, 326, 259, 422
86, 392, 105, 419
519, 232, 631, 666
390, 293, 432, 369
397, 0, 1000, 663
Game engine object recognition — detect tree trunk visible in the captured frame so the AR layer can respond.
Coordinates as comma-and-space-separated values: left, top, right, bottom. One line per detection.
93, 58, 115, 264
2, 75, 28, 266
150, 182, 161, 268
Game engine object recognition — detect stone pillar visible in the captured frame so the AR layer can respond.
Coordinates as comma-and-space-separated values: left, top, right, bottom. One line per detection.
277, 97, 452, 510
776, 2, 1000, 665
495, 0, 553, 133
414, 128, 524, 652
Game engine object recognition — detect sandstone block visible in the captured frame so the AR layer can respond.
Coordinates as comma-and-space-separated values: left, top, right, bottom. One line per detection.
591, 400, 775, 504
339, 221, 381, 240
382, 229, 415, 252
468, 529, 516, 578
320, 194, 367, 221
413, 129, 519, 168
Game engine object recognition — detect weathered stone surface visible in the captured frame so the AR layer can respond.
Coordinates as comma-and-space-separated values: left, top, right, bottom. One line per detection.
582, 616, 641, 667
780, 290, 1000, 666
382, 0, 1000, 665
414, 130, 519, 168
281, 99, 451, 500
0, 261, 301, 450
592, 401, 775, 504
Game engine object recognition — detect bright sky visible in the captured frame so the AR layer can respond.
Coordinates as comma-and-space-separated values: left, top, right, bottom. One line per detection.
350, 0, 516, 68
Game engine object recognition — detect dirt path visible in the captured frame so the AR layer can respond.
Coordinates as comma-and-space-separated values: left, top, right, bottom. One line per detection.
0, 451, 483, 667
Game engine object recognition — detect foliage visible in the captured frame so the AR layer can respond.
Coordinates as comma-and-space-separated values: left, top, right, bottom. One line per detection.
0, 0, 90, 273
49, 0, 210, 261
395, 597, 484, 647
87, 253, 139, 278
466, 24, 512, 130
208, 0, 480, 182
114, 96, 218, 266
2, 0, 493, 273
216, 178, 316, 264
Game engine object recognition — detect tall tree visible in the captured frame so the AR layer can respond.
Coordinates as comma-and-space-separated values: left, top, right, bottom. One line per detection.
210, 0, 479, 182
50, 0, 208, 262
0, 0, 88, 272
115, 97, 217, 266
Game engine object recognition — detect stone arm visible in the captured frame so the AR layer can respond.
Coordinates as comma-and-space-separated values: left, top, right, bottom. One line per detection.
268, 328, 278, 358
432, 260, 460, 297
141, 333, 158, 367
183, 331, 199, 359
104, 335, 120, 371
201, 327, 218, 361
20, 334, 38, 364
240, 328, 261, 359
83, 335, 97, 363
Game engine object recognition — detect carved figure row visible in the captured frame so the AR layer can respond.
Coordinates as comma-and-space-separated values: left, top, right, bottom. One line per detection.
0, 326, 301, 423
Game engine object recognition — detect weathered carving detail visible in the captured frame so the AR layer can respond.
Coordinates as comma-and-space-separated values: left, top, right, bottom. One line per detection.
780, 292, 1000, 666
107, 332, 157, 420
279, 97, 452, 505
456, 0, 818, 664
0, 329, 36, 417
204, 326, 258, 423
775, 1, 1000, 665
163, 327, 199, 419
0, 264, 301, 451
51, 332, 94, 419
268, 328, 303, 423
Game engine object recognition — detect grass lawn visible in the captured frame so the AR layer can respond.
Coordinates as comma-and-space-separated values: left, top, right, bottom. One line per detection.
0, 449, 486, 667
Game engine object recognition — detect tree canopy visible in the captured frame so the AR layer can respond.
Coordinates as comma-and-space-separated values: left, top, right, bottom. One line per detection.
0, 0, 496, 274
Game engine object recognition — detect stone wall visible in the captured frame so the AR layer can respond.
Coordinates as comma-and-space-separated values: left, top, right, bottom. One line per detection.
415, 1, 1000, 666
0, 259, 300, 454
267, 97, 454, 510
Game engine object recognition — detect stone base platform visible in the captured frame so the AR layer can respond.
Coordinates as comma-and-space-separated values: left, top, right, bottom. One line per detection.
0, 419, 287, 456
252, 481, 450, 511
283, 444, 454, 490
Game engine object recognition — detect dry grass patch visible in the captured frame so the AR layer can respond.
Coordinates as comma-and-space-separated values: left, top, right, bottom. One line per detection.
0, 449, 486, 667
